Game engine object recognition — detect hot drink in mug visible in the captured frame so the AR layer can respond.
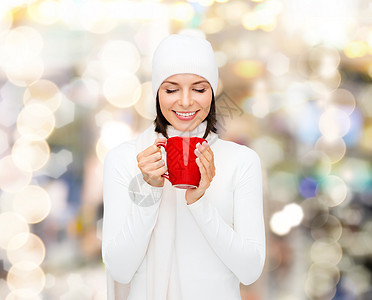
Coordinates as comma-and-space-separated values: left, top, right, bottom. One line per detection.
156, 136, 206, 189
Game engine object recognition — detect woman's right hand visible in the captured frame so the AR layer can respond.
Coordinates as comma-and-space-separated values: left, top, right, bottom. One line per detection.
136, 137, 168, 188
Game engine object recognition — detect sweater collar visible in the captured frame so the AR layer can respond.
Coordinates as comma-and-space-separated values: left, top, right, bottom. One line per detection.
156, 121, 219, 145
166, 121, 207, 138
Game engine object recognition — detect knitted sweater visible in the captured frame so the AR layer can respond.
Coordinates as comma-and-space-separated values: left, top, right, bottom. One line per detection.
102, 122, 265, 299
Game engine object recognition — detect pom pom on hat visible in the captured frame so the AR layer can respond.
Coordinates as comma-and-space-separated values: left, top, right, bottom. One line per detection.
151, 34, 219, 98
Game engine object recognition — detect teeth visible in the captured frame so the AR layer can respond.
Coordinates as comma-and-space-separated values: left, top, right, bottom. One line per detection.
175, 111, 196, 117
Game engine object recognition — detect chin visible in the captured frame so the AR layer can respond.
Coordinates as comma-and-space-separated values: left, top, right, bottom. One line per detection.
172, 120, 199, 132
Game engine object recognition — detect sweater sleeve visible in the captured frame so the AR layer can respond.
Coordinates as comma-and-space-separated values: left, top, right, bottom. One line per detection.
101, 144, 164, 284
187, 148, 265, 285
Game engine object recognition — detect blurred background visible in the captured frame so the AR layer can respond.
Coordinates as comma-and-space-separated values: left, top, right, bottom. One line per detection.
0, 0, 372, 299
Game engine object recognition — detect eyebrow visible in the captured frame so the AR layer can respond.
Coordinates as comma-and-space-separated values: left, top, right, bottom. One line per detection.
162, 80, 209, 85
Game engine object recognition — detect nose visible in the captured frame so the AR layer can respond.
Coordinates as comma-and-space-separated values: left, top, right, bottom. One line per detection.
179, 90, 193, 107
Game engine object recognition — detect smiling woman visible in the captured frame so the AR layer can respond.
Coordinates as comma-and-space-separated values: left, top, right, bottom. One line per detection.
102, 34, 265, 300
150, 33, 219, 141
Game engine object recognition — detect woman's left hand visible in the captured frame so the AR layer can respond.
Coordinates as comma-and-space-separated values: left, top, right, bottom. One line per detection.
185, 141, 216, 205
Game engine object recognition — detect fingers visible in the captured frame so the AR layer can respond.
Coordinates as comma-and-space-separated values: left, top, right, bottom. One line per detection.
140, 155, 167, 186
195, 157, 207, 185
199, 158, 214, 182
195, 142, 215, 182
153, 164, 168, 176
154, 137, 167, 146
196, 155, 212, 190
196, 141, 214, 163
137, 137, 167, 162
137, 137, 167, 177
136, 137, 168, 187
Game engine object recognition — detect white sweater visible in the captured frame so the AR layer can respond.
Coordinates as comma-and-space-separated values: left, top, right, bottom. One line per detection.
102, 122, 265, 299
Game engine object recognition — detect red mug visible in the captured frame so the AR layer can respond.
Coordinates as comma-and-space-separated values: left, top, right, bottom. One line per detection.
156, 136, 206, 189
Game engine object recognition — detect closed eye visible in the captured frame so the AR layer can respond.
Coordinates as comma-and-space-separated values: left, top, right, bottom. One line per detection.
166, 88, 206, 93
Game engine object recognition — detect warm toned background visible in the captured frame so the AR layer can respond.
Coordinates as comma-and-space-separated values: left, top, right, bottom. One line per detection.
0, 0, 372, 299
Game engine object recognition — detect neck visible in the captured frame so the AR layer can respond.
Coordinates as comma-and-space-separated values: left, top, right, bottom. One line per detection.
166, 121, 208, 138
154, 121, 218, 145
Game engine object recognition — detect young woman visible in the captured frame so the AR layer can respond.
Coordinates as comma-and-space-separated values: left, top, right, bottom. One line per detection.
102, 34, 265, 300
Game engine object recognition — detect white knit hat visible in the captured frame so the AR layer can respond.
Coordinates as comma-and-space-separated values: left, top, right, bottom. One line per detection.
151, 34, 219, 98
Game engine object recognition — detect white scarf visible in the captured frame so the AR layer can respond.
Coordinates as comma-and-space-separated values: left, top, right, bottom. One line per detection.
107, 121, 218, 300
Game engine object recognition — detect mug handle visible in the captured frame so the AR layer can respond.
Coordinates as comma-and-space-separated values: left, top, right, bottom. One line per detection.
156, 141, 170, 181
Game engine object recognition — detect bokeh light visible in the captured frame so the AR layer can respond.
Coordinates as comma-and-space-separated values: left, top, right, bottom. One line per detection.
267, 53, 290, 76
315, 136, 346, 164
0, 212, 29, 250
270, 203, 303, 236
308, 46, 340, 77
325, 89, 356, 115
28, 0, 61, 25
304, 263, 340, 299
310, 238, 343, 265
7, 233, 46, 266
0, 156, 32, 193
0, 26, 44, 86
134, 22, 170, 56
310, 70, 342, 92
134, 81, 157, 120
344, 41, 368, 58
103, 72, 141, 108
171, 2, 194, 22
318, 175, 349, 207
100, 40, 141, 75
13, 185, 51, 224
299, 177, 318, 198
96, 121, 134, 162
16, 104, 55, 141
78, 1, 118, 34
11, 138, 50, 172
319, 108, 350, 140
6, 57, 44, 87
233, 60, 264, 79
23, 80, 62, 112
200, 17, 225, 34
0, 26, 43, 67
7, 262, 46, 298
311, 214, 343, 242
333, 157, 371, 193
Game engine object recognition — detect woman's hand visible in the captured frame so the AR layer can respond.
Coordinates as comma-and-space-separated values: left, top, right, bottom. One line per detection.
185, 141, 216, 205
137, 137, 168, 187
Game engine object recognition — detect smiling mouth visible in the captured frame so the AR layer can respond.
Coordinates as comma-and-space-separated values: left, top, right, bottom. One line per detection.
173, 110, 199, 117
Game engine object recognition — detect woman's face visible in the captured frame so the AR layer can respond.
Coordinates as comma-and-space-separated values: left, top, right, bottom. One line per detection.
158, 73, 213, 132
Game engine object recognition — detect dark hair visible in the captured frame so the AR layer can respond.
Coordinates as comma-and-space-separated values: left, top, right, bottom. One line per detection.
153, 92, 218, 139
